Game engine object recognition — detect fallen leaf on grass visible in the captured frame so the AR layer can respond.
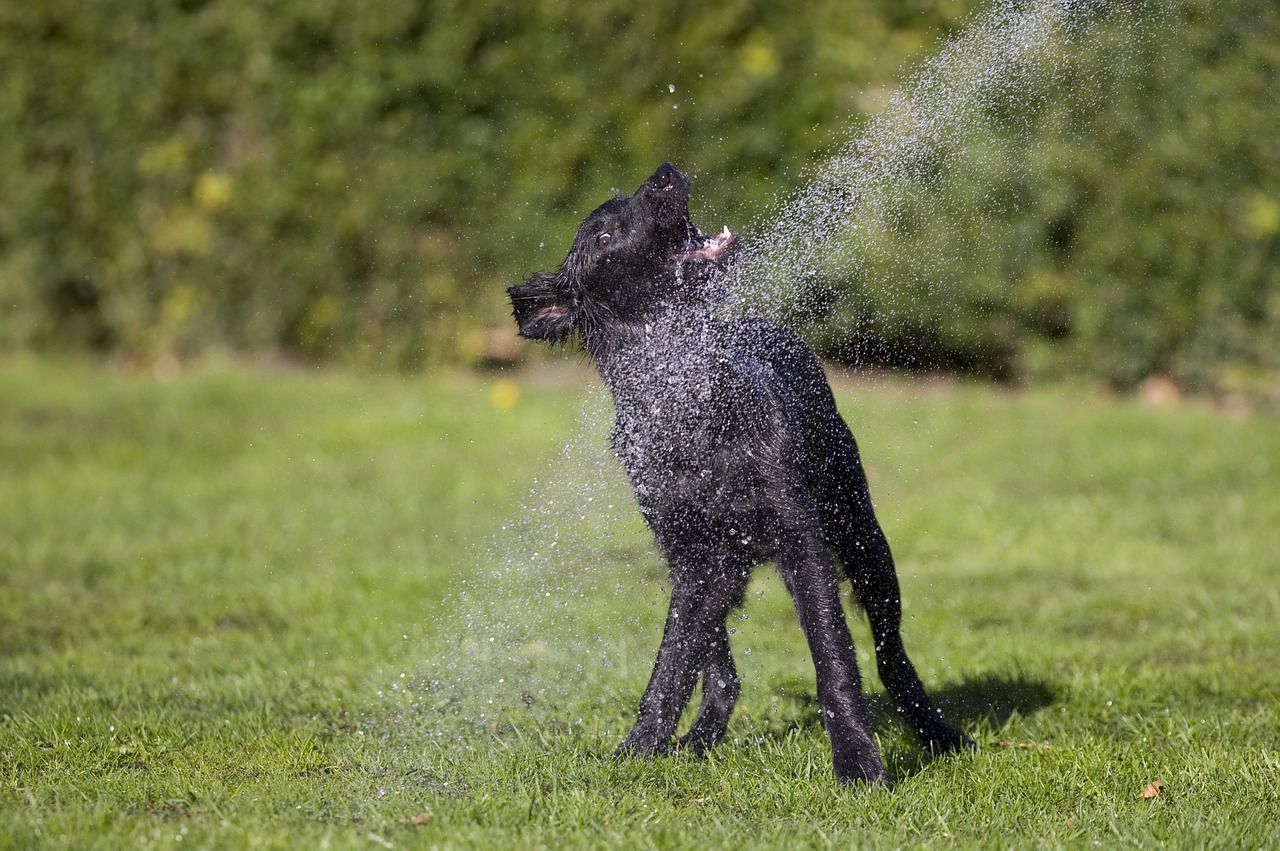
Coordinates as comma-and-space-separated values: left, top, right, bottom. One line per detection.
399, 813, 432, 826
1140, 780, 1166, 799
692, 797, 710, 805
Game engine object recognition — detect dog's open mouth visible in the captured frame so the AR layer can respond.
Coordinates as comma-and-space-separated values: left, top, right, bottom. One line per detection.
675, 226, 738, 264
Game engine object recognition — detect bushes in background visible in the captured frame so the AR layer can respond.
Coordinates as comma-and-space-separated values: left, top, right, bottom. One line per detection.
0, 0, 1275, 392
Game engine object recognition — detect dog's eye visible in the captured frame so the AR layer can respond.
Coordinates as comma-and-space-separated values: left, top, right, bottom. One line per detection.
596, 232, 612, 248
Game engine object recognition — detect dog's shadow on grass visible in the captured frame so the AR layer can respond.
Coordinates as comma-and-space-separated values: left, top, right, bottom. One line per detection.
925, 671, 1057, 730
764, 670, 1056, 778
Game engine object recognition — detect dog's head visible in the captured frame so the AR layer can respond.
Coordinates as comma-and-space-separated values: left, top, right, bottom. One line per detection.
509, 163, 739, 344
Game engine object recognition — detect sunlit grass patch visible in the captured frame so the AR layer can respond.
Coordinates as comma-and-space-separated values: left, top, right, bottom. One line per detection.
1, 359, 1278, 848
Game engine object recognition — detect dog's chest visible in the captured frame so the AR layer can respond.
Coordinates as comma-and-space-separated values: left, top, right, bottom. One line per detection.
603, 341, 745, 502
611, 364, 716, 461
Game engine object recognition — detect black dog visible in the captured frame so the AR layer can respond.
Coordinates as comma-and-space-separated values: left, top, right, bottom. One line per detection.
509, 163, 970, 784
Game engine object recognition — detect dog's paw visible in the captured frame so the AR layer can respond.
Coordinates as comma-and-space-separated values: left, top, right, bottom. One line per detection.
833, 753, 892, 787
613, 733, 671, 760
676, 726, 724, 757
831, 738, 892, 787
925, 725, 977, 755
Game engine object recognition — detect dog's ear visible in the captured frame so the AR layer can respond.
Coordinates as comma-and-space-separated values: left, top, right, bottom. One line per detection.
508, 271, 576, 342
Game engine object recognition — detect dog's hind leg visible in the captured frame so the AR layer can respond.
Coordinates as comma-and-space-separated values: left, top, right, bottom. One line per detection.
825, 448, 973, 754
846, 519, 972, 753
776, 523, 889, 785
678, 622, 740, 754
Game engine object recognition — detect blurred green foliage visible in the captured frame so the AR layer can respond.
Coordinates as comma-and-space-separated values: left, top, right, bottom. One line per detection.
0, 0, 1275, 390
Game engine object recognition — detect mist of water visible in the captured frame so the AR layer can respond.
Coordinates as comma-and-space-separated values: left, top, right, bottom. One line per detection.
735, 0, 1139, 352
388, 389, 666, 741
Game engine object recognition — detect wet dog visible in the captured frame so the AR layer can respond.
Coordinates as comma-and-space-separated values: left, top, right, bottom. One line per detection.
509, 163, 970, 783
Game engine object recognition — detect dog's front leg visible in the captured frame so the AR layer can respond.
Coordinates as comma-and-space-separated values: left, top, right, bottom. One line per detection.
777, 532, 890, 785
615, 575, 708, 757
617, 556, 749, 760
678, 622, 740, 754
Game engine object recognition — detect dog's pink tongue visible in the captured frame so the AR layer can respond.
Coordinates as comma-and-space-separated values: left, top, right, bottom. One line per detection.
707, 227, 736, 255
680, 227, 737, 262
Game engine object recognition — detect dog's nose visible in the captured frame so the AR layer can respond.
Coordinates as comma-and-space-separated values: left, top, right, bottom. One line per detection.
640, 163, 687, 198
653, 162, 681, 189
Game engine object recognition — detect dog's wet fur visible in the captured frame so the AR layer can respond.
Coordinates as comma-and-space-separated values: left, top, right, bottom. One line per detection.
509, 163, 971, 784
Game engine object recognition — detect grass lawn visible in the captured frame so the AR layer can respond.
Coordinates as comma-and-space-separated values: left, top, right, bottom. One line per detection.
1, 357, 1277, 849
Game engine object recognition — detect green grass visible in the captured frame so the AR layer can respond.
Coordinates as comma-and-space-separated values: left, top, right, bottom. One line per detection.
1, 357, 1278, 849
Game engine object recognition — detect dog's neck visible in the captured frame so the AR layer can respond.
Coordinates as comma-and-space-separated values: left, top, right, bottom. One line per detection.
587, 301, 720, 398
583, 300, 712, 361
